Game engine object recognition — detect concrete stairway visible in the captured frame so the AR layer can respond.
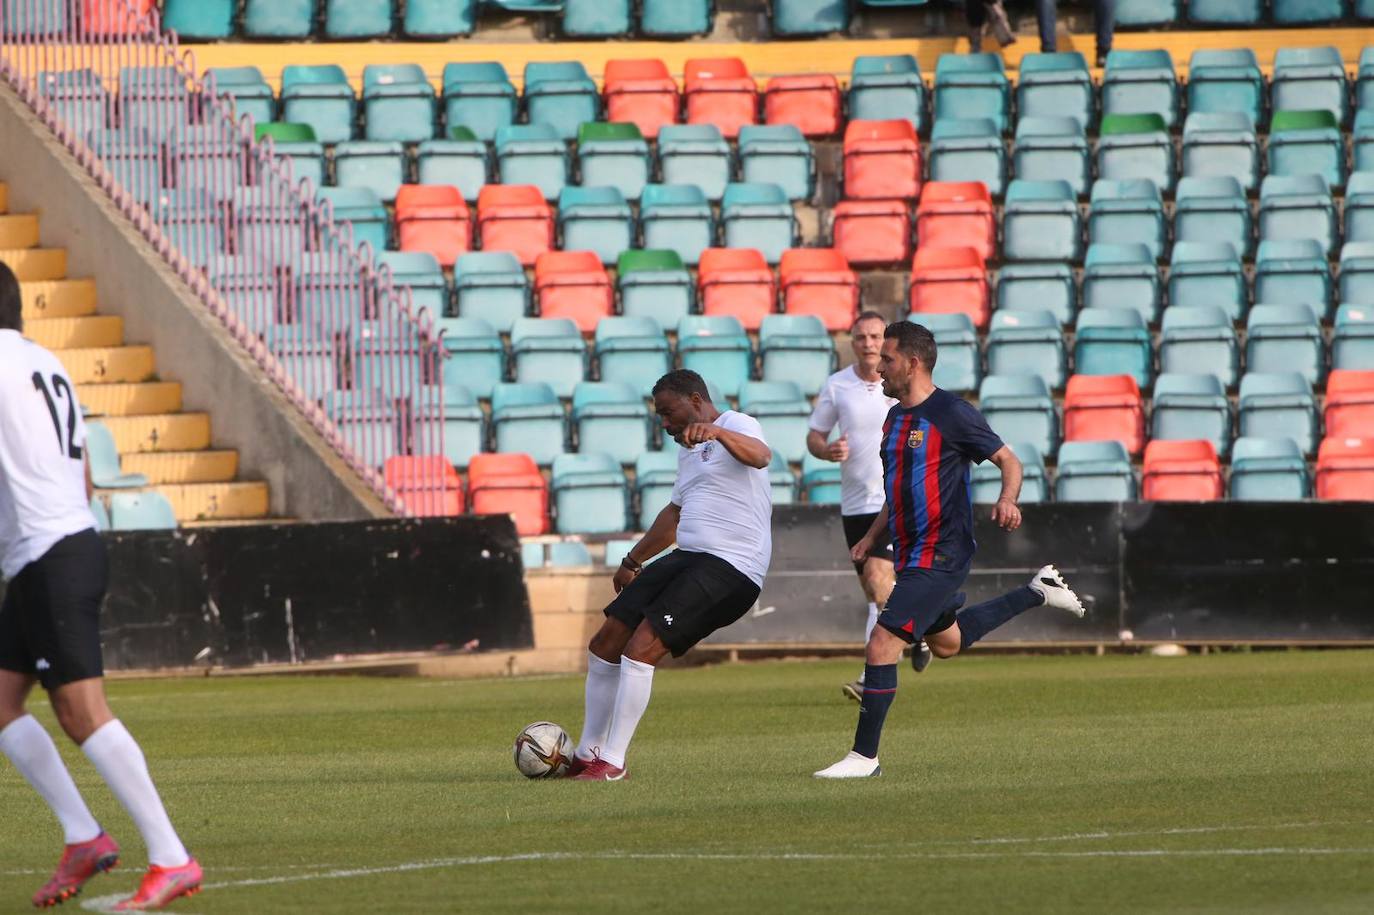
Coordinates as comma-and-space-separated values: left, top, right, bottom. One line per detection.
0, 182, 271, 525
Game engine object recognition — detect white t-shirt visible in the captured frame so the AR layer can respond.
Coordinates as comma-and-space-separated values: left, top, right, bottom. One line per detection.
0, 330, 96, 579
669, 410, 772, 587
808, 365, 897, 517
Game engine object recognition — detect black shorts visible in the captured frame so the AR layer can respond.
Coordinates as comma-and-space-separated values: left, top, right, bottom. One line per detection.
605, 549, 761, 658
878, 564, 969, 644
841, 513, 895, 575
0, 529, 107, 690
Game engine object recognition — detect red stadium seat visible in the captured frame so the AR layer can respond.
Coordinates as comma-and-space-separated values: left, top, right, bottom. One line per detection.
684, 57, 757, 139
843, 120, 922, 200
698, 247, 776, 331
831, 199, 912, 267
395, 185, 472, 268
779, 248, 859, 331
468, 452, 549, 535
1315, 436, 1374, 500
764, 74, 843, 137
1063, 374, 1146, 456
908, 245, 990, 330
603, 59, 680, 139
83, 0, 154, 34
916, 181, 995, 261
384, 455, 465, 516
534, 250, 613, 334
476, 184, 554, 267
1141, 440, 1223, 502
1323, 370, 1374, 440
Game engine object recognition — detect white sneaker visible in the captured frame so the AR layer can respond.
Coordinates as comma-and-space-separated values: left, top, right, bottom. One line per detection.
813, 750, 881, 779
1028, 564, 1085, 617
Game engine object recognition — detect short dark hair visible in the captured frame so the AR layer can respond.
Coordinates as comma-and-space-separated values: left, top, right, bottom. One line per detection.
652, 369, 712, 402
0, 261, 21, 333
885, 320, 938, 370
852, 310, 886, 331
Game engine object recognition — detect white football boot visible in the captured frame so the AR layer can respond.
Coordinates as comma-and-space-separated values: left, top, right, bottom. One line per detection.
813, 751, 882, 779
1028, 564, 1085, 617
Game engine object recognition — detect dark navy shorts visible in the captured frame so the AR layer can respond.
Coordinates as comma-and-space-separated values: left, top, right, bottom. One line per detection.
876, 563, 970, 644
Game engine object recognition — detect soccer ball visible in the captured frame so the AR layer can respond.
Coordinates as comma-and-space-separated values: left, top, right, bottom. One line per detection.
513, 721, 572, 779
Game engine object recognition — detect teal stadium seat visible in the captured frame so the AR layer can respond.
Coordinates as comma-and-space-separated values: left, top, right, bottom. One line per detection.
417, 129, 489, 201
933, 53, 1010, 134
1360, 46, 1374, 112
1342, 172, 1374, 243
1074, 307, 1153, 389
510, 317, 587, 399
1181, 112, 1260, 193
758, 314, 836, 398
979, 375, 1059, 458
496, 124, 568, 201
431, 380, 485, 468
577, 122, 651, 201
640, 184, 716, 266
772, 0, 850, 35
491, 381, 567, 466
1115, 0, 1178, 24
1272, 46, 1349, 124
738, 125, 815, 202
635, 450, 679, 528
1354, 112, 1374, 173
109, 492, 177, 531
572, 381, 653, 465
551, 453, 629, 535
928, 117, 1006, 198
1012, 117, 1090, 198
1101, 50, 1179, 129
244, 0, 315, 38
1258, 175, 1336, 256
721, 183, 797, 264
678, 315, 753, 398
1187, 49, 1265, 126
1273, 0, 1351, 25
1189, 0, 1260, 22
90, 497, 110, 533
564, 0, 631, 35
1055, 440, 1137, 502
85, 422, 148, 488
403, 0, 477, 36
206, 67, 274, 126
1002, 179, 1081, 263
1016, 52, 1093, 131
442, 63, 517, 143
1081, 243, 1161, 324
258, 124, 325, 190
38, 69, 107, 138
848, 55, 926, 135
656, 125, 732, 202
1246, 303, 1326, 387
616, 250, 693, 330
319, 187, 389, 254
1088, 179, 1165, 261
1229, 437, 1312, 501
913, 312, 981, 394
986, 309, 1066, 391
453, 252, 529, 331
1269, 109, 1346, 189
1151, 373, 1233, 457
333, 141, 406, 201
641, 0, 712, 36
207, 255, 279, 335
595, 316, 672, 398
546, 541, 593, 568
1238, 372, 1319, 455
557, 186, 633, 266
801, 451, 843, 504
767, 453, 798, 506
323, 389, 401, 461
436, 316, 505, 399
996, 263, 1076, 326
1174, 176, 1253, 259
524, 62, 600, 141
1333, 304, 1374, 369
86, 128, 159, 204
486, 0, 564, 10
362, 64, 435, 143
1254, 239, 1332, 318
377, 251, 447, 314
740, 381, 812, 464
1097, 113, 1175, 193
281, 65, 355, 144
264, 325, 339, 400
1168, 242, 1246, 321
117, 66, 187, 133
972, 442, 1048, 504
1159, 305, 1239, 388
325, 0, 394, 38
165, 0, 235, 39
1338, 242, 1374, 305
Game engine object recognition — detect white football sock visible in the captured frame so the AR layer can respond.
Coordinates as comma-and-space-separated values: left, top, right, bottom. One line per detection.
858, 602, 880, 683
574, 652, 620, 760
81, 720, 188, 868
0, 715, 101, 844
600, 656, 655, 769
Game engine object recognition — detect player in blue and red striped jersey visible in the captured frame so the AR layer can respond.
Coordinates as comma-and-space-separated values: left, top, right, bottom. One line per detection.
814, 321, 1086, 779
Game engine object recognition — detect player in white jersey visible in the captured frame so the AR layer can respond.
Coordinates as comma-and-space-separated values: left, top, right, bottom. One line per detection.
808, 312, 933, 703
567, 370, 772, 780
0, 261, 201, 910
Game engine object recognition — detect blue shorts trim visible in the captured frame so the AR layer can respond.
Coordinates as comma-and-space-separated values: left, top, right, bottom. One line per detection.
876, 564, 970, 644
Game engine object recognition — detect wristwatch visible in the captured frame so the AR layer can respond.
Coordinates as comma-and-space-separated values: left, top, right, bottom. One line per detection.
620, 555, 643, 573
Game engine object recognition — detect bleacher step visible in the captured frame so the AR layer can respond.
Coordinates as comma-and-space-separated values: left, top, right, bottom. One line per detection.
77, 381, 183, 417
100, 413, 211, 453
20, 279, 98, 319
157, 482, 270, 523
0, 247, 66, 281
57, 346, 155, 384
0, 214, 39, 249
27, 315, 124, 350
123, 450, 239, 485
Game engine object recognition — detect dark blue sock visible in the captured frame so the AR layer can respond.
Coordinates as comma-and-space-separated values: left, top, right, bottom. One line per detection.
958, 586, 1044, 651
851, 663, 898, 759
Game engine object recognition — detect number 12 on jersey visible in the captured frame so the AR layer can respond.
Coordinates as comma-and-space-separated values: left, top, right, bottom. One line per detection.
32, 371, 83, 460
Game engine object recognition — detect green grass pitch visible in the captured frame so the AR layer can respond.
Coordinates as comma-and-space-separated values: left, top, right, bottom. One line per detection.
2, 651, 1372, 913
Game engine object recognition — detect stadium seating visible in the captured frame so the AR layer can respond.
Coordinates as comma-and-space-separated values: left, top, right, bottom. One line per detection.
1012, 117, 1091, 198
1188, 49, 1265, 126
764, 74, 842, 138
1268, 109, 1346, 188
491, 382, 567, 466
1063, 374, 1145, 456
1339, 243, 1374, 306
741, 381, 812, 464
393, 185, 470, 267
532, 252, 613, 335
432, 380, 485, 469
767, 452, 799, 505
1230, 436, 1312, 500
685, 58, 757, 139
86, 422, 148, 488
384, 456, 465, 517
207, 66, 273, 126
265, 326, 341, 400
640, 184, 715, 266
848, 55, 926, 135
87, 128, 160, 203
577, 122, 650, 201
1315, 436, 1374, 500
1168, 242, 1247, 321
1333, 304, 1374, 369
916, 181, 995, 261
1271, 46, 1349, 124
166, 0, 235, 39
657, 125, 732, 201
778, 248, 859, 331
996, 263, 1076, 326
451, 252, 528, 331
557, 186, 633, 266
404, 0, 477, 37
1081, 243, 1161, 324
909, 245, 990, 331
928, 117, 1006, 197
318, 187, 387, 254
362, 64, 434, 143
279, 65, 354, 144
1189, 0, 1260, 23
509, 317, 586, 402
1002, 180, 1081, 263
552, 452, 630, 534
595, 316, 672, 398
1016, 52, 1094, 131
1342, 172, 1374, 243
800, 451, 842, 504
523, 62, 599, 141
1355, 112, 1374, 172
678, 315, 752, 398
1174, 176, 1254, 259
243, 0, 313, 38
108, 491, 178, 531
603, 59, 679, 140
986, 310, 1066, 391
1238, 372, 1319, 455
720, 182, 796, 264
933, 53, 1010, 134
772, 0, 849, 34
758, 314, 836, 398
324, 389, 403, 462
572, 382, 653, 465
477, 185, 554, 266
1087, 179, 1166, 261
1182, 113, 1261, 192
469, 452, 549, 536
1055, 440, 1139, 502
1141, 440, 1224, 502
442, 62, 517, 143
738, 125, 815, 202
831, 199, 912, 267
564, 0, 631, 37
334, 140, 406, 202
1101, 50, 1179, 129
616, 250, 693, 329
843, 119, 921, 201
1073, 308, 1153, 389
1158, 305, 1241, 388
979, 375, 1059, 458
1258, 174, 1338, 256
495, 124, 568, 202
1097, 113, 1176, 192
641, 0, 712, 36
1150, 373, 1233, 457
698, 247, 776, 331
972, 442, 1048, 504
1246, 303, 1326, 386
916, 312, 981, 393
1323, 369, 1374, 439
635, 450, 679, 529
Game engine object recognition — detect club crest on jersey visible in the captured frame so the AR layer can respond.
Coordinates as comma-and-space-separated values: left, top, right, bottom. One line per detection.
700, 442, 715, 461
907, 429, 924, 449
